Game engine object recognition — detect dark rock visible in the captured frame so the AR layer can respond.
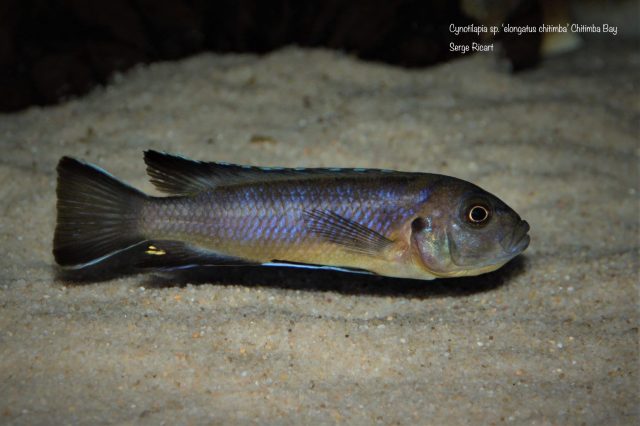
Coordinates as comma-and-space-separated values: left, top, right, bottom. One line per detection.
134, 0, 205, 58
84, 41, 146, 82
63, 0, 149, 51
0, 0, 540, 112
0, 73, 36, 112
31, 52, 96, 103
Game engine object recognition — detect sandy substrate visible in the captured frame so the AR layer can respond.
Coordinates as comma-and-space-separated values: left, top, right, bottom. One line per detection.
0, 42, 638, 425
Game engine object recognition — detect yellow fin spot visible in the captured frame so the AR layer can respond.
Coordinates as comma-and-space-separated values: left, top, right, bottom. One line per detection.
145, 245, 166, 255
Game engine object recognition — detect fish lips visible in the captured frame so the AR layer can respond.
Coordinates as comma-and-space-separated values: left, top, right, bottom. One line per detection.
500, 220, 530, 256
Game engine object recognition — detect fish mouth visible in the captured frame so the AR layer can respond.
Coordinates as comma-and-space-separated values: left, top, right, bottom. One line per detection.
501, 220, 530, 256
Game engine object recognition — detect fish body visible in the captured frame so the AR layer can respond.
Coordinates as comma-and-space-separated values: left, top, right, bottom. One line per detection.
54, 151, 530, 280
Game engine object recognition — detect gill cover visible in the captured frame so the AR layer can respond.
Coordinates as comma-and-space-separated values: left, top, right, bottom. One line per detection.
410, 216, 453, 277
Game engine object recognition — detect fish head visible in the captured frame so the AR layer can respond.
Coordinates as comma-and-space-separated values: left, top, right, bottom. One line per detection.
410, 178, 529, 278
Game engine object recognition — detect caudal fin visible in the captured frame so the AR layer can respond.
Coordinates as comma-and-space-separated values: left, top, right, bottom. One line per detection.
54, 157, 148, 269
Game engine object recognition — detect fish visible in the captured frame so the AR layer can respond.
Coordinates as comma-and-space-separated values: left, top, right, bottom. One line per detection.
53, 151, 530, 280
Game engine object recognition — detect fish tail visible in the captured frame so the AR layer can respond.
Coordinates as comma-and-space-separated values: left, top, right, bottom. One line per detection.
53, 157, 148, 269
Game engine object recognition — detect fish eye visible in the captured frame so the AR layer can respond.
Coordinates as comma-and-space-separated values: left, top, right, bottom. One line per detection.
467, 205, 490, 225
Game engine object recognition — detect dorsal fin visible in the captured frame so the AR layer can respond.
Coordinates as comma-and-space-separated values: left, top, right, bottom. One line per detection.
144, 150, 230, 195
144, 150, 406, 195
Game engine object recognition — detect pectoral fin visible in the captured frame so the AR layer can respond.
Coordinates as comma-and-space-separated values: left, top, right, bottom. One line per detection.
303, 209, 394, 256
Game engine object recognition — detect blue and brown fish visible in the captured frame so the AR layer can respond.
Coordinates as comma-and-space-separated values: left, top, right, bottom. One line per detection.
53, 151, 530, 280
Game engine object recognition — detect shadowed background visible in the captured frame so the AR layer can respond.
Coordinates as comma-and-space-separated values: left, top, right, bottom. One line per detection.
3, 0, 637, 112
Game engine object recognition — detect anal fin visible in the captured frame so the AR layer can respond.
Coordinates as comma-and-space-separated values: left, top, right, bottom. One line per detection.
133, 240, 258, 270
263, 261, 375, 275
